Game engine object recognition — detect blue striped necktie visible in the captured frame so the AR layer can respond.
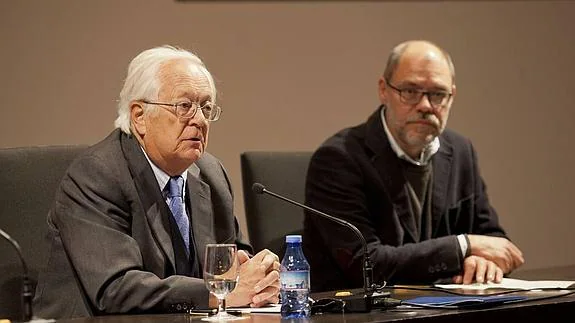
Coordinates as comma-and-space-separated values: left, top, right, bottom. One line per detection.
167, 176, 190, 256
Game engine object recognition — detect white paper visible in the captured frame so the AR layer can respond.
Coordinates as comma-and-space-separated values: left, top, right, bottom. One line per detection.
228, 303, 281, 314
435, 277, 575, 290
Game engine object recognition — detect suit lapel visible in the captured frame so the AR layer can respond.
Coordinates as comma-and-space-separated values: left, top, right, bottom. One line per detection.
365, 108, 419, 243
186, 164, 214, 270
431, 137, 453, 236
120, 133, 176, 270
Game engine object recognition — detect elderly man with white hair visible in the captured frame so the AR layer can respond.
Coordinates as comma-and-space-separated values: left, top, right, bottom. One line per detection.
34, 45, 280, 319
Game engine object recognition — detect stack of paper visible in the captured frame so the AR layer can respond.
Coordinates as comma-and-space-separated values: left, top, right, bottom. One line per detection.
435, 278, 575, 290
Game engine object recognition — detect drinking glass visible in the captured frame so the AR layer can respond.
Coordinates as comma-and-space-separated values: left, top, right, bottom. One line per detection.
202, 244, 245, 321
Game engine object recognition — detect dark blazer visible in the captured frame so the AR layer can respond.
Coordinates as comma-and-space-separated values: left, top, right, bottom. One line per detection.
303, 107, 507, 292
33, 129, 250, 318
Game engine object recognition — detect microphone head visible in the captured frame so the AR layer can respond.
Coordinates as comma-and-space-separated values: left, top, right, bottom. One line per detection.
252, 183, 266, 194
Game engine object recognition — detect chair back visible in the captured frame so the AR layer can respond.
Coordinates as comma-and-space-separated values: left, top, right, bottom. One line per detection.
240, 151, 312, 258
0, 145, 86, 320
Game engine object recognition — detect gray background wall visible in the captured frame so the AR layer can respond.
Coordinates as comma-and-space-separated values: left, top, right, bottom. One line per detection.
1, 0, 573, 272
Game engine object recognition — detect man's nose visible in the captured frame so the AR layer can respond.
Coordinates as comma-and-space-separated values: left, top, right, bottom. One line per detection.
415, 93, 435, 112
186, 108, 208, 126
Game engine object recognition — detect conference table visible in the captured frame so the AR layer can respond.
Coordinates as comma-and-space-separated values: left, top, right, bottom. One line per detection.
56, 265, 575, 323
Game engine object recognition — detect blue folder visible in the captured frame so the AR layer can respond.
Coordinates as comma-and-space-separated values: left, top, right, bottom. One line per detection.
404, 295, 527, 308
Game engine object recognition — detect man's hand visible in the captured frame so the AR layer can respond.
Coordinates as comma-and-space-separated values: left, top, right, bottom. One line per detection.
452, 255, 503, 284
467, 235, 524, 273
225, 249, 280, 308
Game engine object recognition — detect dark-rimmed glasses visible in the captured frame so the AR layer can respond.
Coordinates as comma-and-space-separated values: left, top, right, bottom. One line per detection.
386, 81, 452, 108
142, 100, 221, 121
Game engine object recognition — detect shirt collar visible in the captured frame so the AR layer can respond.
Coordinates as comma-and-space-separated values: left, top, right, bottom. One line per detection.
140, 146, 188, 197
380, 106, 440, 166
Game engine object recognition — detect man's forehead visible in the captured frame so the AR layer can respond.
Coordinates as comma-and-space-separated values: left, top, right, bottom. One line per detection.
158, 58, 206, 80
393, 47, 452, 84
157, 59, 212, 97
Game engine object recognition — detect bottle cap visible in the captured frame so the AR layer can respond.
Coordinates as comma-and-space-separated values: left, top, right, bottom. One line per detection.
285, 235, 302, 243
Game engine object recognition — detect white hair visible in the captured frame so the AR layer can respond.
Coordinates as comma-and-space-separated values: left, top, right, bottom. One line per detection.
114, 45, 217, 134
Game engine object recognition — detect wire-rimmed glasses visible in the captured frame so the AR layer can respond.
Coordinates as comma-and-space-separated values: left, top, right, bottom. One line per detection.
386, 81, 452, 108
142, 100, 222, 121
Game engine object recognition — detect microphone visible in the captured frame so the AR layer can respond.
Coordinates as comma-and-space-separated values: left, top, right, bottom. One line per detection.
1, 228, 34, 322
252, 183, 379, 312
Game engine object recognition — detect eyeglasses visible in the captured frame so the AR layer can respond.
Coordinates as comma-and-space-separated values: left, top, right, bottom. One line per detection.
386, 80, 452, 108
142, 100, 221, 121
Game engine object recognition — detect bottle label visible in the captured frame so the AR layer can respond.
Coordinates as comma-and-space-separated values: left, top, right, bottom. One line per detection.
280, 271, 309, 290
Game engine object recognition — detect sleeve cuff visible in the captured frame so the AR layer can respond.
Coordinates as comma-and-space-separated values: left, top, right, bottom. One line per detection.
457, 234, 471, 258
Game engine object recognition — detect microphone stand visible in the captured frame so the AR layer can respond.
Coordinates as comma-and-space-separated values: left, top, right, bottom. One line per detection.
252, 183, 376, 311
1, 228, 34, 322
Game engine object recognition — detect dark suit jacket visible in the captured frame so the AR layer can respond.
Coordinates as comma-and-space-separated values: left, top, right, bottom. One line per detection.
303, 107, 508, 292
33, 129, 250, 318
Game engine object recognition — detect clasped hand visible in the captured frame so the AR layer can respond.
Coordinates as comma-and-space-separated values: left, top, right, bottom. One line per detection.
467, 235, 524, 273
453, 235, 525, 284
452, 255, 503, 284
225, 249, 281, 307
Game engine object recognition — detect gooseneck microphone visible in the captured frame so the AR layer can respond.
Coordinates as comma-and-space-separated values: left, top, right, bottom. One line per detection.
251, 183, 375, 301
0, 228, 34, 322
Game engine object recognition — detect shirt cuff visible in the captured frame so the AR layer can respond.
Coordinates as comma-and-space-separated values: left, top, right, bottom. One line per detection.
457, 234, 470, 258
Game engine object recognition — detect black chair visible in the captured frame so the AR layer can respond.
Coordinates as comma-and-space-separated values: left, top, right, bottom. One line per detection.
240, 151, 312, 259
0, 145, 86, 321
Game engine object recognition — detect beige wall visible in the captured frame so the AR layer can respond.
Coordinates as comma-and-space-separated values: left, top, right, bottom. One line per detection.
1, 0, 573, 271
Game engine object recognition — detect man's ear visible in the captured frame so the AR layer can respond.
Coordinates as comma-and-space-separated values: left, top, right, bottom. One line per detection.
378, 76, 388, 105
130, 102, 146, 136
449, 84, 457, 106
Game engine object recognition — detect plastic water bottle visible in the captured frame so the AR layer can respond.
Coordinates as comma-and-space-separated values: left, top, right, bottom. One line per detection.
280, 235, 311, 319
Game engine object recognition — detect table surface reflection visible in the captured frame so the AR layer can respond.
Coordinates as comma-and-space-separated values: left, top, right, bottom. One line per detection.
55, 265, 575, 323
